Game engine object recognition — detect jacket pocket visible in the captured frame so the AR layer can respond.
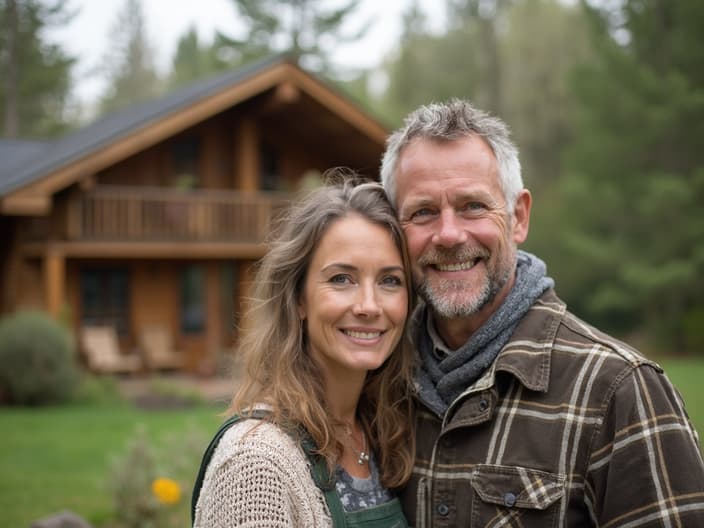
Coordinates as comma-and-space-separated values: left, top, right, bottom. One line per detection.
470, 464, 565, 528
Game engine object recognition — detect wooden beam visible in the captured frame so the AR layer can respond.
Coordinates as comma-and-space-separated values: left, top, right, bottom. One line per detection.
1, 193, 51, 216
23, 241, 268, 260
255, 80, 303, 115
287, 68, 388, 145
204, 262, 222, 370
235, 118, 259, 191
79, 174, 96, 190
275, 81, 300, 103
44, 247, 65, 317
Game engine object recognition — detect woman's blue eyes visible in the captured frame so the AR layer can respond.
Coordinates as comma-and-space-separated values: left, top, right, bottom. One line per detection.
329, 274, 352, 284
328, 274, 402, 287
382, 276, 403, 286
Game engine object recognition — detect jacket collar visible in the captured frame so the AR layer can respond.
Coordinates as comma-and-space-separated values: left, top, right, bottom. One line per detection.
433, 289, 565, 399
490, 289, 565, 393
411, 289, 566, 415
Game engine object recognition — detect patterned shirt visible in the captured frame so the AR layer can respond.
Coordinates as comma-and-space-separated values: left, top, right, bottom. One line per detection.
401, 289, 704, 527
335, 453, 393, 512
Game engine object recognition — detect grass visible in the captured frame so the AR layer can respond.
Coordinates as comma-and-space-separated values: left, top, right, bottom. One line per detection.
0, 402, 224, 527
659, 358, 704, 436
0, 360, 702, 527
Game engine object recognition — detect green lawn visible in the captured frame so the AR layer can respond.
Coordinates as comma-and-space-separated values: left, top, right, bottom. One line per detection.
0, 403, 224, 527
1, 360, 702, 528
659, 358, 704, 437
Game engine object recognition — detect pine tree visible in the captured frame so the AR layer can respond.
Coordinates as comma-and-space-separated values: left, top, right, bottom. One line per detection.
561, 0, 704, 351
97, 0, 161, 115
0, 0, 75, 137
217, 0, 367, 74
445, 0, 515, 115
167, 26, 228, 89
382, 1, 483, 125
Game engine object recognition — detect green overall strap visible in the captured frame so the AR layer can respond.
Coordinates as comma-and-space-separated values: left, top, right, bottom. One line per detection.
301, 441, 408, 528
300, 436, 348, 528
190, 409, 270, 524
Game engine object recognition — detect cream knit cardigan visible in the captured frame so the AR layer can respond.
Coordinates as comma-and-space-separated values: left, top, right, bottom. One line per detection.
193, 418, 332, 527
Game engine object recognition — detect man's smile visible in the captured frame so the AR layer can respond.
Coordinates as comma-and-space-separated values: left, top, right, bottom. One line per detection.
433, 259, 482, 272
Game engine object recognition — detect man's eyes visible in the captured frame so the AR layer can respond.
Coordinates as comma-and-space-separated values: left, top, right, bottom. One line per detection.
409, 207, 437, 221
461, 202, 487, 213
408, 202, 487, 222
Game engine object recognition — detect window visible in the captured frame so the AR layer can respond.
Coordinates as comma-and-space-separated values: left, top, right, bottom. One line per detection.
172, 136, 200, 189
260, 143, 279, 191
80, 268, 130, 336
180, 265, 205, 334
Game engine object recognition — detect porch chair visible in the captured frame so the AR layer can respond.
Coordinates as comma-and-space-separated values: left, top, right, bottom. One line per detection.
80, 325, 142, 374
138, 325, 184, 371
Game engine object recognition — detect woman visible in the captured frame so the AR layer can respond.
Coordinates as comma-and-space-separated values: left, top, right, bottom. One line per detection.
192, 173, 415, 527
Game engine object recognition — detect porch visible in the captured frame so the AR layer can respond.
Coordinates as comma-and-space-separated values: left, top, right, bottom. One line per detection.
14, 186, 292, 370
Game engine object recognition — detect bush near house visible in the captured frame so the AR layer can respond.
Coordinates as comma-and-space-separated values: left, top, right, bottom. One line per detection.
0, 310, 79, 405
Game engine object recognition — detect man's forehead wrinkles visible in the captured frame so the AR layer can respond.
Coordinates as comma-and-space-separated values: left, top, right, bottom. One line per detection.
405, 188, 492, 205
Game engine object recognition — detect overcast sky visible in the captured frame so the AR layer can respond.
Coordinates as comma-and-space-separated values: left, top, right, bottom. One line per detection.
49, 0, 444, 105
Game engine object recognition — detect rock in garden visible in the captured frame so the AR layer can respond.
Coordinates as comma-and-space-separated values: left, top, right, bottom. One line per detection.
30, 510, 92, 528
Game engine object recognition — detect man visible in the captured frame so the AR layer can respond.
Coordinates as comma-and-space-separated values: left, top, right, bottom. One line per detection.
380, 99, 704, 527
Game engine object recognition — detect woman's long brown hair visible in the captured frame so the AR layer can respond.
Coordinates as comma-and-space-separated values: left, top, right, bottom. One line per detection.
228, 171, 415, 487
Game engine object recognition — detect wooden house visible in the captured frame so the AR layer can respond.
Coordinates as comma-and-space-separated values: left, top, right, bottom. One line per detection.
0, 55, 388, 374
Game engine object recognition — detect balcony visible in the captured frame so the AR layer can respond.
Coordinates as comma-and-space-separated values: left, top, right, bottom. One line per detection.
62, 186, 292, 243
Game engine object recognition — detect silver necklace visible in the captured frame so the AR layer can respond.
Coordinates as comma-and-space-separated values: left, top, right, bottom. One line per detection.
344, 424, 370, 465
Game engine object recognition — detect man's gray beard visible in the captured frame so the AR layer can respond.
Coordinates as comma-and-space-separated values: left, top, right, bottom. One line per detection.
418, 266, 511, 320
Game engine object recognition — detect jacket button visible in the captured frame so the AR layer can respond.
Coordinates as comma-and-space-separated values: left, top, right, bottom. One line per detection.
478, 398, 489, 412
504, 492, 517, 507
436, 503, 450, 516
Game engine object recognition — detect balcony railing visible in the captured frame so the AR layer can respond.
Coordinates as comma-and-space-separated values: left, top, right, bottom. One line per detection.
65, 186, 291, 242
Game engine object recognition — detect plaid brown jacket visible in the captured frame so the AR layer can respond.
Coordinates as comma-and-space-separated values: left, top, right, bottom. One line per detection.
400, 289, 704, 527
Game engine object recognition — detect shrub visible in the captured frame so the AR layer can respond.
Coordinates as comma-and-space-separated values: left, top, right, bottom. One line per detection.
143, 377, 205, 408
71, 373, 125, 406
108, 427, 162, 527
0, 310, 79, 405
107, 425, 208, 527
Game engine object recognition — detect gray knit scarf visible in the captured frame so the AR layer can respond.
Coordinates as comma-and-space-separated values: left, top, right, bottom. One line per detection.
414, 250, 554, 416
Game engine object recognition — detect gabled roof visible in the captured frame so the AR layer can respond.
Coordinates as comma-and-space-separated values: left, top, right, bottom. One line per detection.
0, 54, 388, 214
0, 139, 49, 180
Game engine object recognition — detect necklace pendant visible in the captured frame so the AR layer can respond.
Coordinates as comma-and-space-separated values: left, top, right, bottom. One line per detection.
357, 451, 370, 465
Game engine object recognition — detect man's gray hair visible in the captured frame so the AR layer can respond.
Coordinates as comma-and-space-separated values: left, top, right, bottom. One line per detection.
380, 99, 523, 213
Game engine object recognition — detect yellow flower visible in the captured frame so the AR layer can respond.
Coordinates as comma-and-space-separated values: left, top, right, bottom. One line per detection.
151, 477, 181, 505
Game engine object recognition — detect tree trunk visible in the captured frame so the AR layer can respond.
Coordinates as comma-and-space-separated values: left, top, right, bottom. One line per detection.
479, 15, 502, 116
3, 0, 19, 137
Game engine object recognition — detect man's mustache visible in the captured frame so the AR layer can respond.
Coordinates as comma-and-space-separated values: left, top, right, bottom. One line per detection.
417, 246, 489, 267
